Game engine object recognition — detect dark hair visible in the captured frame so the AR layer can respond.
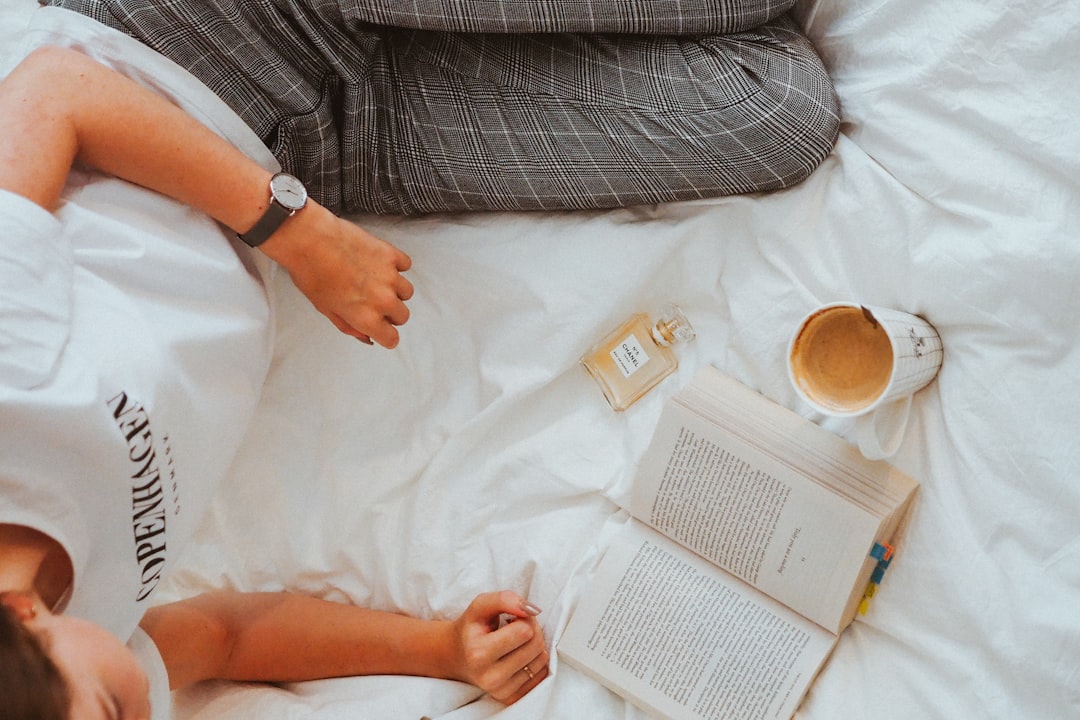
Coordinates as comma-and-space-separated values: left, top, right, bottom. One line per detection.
0, 603, 70, 720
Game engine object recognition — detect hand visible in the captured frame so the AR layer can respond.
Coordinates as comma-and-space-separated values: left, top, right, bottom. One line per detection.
449, 591, 549, 704
260, 203, 413, 348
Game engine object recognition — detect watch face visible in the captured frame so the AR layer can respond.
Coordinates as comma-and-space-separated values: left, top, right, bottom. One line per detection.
270, 173, 308, 211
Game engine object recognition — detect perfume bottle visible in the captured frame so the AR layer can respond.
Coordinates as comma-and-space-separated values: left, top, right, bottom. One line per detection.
581, 304, 696, 411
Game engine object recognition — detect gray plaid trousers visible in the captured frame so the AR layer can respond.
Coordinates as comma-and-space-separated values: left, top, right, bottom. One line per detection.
48, 0, 840, 215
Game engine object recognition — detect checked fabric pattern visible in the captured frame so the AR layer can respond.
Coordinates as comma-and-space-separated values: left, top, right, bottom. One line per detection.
48, 0, 840, 215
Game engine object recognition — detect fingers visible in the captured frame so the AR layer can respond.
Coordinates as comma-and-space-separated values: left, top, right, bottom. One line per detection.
361, 298, 408, 349
469, 616, 549, 704
329, 313, 374, 345
488, 630, 550, 705
459, 592, 549, 705
383, 290, 411, 327
393, 247, 413, 273
326, 258, 412, 348
339, 316, 399, 349
350, 246, 412, 349
468, 590, 541, 623
395, 273, 415, 302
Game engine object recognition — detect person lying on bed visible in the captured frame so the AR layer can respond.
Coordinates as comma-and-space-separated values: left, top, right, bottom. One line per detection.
46, 0, 842, 215
0, 46, 548, 720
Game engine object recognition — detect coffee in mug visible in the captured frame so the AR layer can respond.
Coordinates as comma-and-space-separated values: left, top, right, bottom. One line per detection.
787, 303, 943, 458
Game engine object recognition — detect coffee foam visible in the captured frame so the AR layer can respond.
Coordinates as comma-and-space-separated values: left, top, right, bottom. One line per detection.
790, 306, 893, 413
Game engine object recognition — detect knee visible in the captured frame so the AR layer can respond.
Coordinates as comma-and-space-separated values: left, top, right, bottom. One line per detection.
756, 27, 841, 187
688, 21, 842, 194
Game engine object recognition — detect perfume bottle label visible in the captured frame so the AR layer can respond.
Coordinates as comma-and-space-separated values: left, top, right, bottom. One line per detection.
610, 333, 650, 378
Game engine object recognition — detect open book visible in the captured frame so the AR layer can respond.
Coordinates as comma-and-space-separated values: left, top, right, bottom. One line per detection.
558, 366, 919, 720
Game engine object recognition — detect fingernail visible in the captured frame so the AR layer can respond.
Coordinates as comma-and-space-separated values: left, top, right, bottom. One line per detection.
522, 601, 542, 616
358, 336, 374, 345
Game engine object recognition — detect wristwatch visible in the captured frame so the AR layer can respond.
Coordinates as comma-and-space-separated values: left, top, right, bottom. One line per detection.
238, 172, 309, 247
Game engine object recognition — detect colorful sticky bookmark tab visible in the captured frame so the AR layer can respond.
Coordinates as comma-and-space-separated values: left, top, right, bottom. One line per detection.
870, 542, 896, 561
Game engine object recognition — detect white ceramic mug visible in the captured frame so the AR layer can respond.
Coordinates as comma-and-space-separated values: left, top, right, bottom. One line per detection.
787, 303, 943, 459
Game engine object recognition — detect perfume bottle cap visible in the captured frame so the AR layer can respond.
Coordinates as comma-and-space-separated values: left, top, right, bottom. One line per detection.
652, 304, 696, 347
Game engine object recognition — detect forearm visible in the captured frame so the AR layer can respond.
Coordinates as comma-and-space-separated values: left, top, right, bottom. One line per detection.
218, 593, 461, 683
141, 592, 461, 690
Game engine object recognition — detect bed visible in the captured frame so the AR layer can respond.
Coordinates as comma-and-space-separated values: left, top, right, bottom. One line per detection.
2, 0, 1078, 718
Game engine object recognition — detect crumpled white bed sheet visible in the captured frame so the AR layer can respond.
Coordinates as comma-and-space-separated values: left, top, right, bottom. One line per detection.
3, 0, 1078, 718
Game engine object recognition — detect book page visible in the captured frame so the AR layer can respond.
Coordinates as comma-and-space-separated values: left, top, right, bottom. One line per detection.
630, 401, 882, 633
559, 522, 836, 720
681, 367, 918, 518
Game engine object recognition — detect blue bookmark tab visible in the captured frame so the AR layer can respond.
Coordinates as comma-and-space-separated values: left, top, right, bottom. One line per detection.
861, 543, 898, 616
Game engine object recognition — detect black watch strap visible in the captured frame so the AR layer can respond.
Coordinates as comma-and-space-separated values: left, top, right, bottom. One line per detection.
238, 200, 293, 248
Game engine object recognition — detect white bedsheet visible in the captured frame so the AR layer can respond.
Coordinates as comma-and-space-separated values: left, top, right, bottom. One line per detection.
2, 0, 1078, 718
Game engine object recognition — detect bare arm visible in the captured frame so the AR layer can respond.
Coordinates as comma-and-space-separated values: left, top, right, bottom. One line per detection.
140, 590, 549, 704
0, 46, 412, 347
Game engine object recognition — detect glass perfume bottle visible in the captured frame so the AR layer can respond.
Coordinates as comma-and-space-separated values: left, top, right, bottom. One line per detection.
581, 304, 696, 411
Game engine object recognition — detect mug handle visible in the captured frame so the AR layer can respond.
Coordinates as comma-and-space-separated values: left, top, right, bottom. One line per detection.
855, 395, 912, 460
